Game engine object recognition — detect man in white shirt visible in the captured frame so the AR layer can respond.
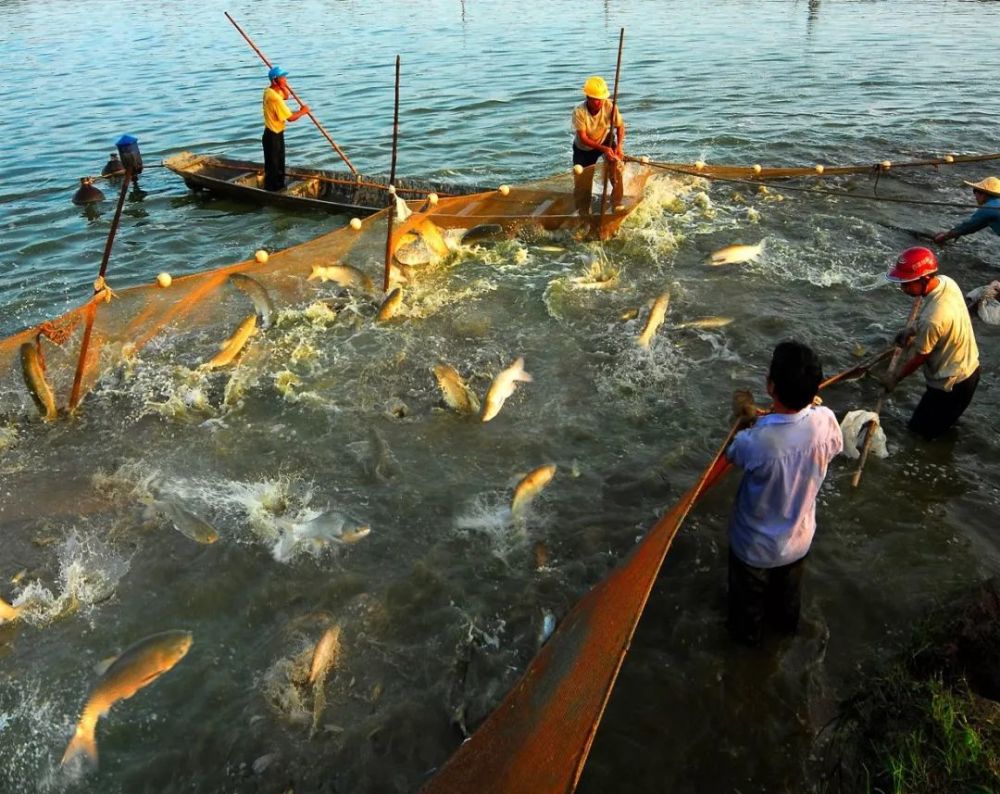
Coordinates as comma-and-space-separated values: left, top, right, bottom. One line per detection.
884, 247, 981, 439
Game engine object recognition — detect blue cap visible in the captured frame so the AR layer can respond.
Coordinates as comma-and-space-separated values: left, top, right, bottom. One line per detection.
267, 65, 288, 81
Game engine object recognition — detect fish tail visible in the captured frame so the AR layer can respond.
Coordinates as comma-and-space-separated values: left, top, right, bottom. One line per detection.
60, 722, 98, 768
306, 266, 321, 281
637, 333, 651, 349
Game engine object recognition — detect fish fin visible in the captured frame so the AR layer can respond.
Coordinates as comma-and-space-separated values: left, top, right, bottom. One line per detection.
92, 654, 119, 676
60, 725, 98, 768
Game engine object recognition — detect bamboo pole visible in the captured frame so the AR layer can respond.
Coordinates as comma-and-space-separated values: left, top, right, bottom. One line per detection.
383, 55, 401, 293
819, 345, 895, 390
596, 27, 625, 239
851, 296, 923, 487
224, 11, 358, 175
68, 169, 131, 412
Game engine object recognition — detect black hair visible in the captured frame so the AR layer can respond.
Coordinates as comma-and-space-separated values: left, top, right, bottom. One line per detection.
768, 341, 823, 410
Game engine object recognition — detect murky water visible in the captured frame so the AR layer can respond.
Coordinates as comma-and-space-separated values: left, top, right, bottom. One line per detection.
2, 1, 1000, 791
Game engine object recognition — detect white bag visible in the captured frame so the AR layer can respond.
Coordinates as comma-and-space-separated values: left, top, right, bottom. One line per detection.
839, 410, 889, 460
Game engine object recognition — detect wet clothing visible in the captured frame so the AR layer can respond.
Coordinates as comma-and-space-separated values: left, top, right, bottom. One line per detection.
572, 100, 624, 152
913, 275, 980, 390
949, 196, 1000, 238
726, 406, 843, 570
724, 404, 840, 645
262, 86, 294, 192
728, 551, 806, 645
909, 365, 981, 439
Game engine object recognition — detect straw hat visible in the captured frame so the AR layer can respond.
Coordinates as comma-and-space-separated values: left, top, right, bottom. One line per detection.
963, 176, 1000, 196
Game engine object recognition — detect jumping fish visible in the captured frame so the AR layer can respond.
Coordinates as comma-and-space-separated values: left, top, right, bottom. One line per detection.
481, 357, 533, 423
309, 625, 342, 686
19, 343, 57, 420
154, 498, 220, 545
511, 464, 557, 515
707, 240, 765, 266
229, 273, 275, 330
376, 287, 403, 323
309, 624, 342, 737
200, 314, 257, 370
1, 596, 21, 624
433, 364, 481, 415
570, 271, 619, 291
637, 292, 670, 349
339, 526, 371, 544
61, 630, 193, 768
676, 316, 734, 330
307, 264, 374, 294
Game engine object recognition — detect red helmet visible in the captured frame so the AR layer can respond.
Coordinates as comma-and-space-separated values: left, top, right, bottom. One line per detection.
886, 247, 938, 283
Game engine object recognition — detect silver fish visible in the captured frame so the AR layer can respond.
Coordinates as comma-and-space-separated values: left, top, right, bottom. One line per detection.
637, 292, 670, 349
708, 240, 765, 266
229, 273, 275, 330
154, 499, 220, 544
482, 357, 533, 423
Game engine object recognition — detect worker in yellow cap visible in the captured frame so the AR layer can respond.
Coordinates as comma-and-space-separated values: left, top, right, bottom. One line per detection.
933, 176, 1000, 244
572, 75, 626, 221
262, 65, 311, 191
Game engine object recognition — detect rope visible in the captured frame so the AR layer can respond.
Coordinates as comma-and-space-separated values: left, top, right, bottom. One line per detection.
642, 160, 982, 209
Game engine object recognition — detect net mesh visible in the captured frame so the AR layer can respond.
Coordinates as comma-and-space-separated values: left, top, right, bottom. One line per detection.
0, 163, 652, 418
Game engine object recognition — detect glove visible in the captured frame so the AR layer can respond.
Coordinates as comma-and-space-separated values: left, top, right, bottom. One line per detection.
893, 329, 915, 348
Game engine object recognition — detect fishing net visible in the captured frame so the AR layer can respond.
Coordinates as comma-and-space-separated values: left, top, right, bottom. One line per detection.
0, 163, 652, 419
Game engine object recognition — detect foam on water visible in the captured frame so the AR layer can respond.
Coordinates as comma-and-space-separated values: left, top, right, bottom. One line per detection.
13, 534, 130, 627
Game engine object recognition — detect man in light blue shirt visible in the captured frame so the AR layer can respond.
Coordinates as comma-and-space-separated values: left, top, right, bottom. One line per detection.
933, 176, 1000, 245
724, 341, 843, 645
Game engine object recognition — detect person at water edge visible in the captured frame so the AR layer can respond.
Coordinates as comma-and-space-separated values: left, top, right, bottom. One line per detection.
883, 247, 981, 440
262, 65, 310, 191
704, 341, 842, 646
572, 75, 626, 219
933, 176, 1000, 245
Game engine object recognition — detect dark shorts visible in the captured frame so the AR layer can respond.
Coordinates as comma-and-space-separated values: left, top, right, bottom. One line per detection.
728, 550, 806, 645
572, 133, 614, 168
908, 366, 981, 440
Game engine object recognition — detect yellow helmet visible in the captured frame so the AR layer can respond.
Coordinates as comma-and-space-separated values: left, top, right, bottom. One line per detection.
582, 76, 609, 100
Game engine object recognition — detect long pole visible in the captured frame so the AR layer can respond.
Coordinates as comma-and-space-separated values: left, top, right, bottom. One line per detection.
68, 169, 131, 412
224, 11, 358, 175
383, 55, 401, 293
596, 27, 625, 238
819, 345, 895, 390
851, 296, 923, 487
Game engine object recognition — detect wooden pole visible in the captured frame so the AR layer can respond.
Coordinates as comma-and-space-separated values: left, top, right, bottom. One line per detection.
68, 169, 131, 412
224, 11, 358, 175
383, 55, 401, 293
596, 27, 625, 238
851, 296, 923, 487
819, 345, 895, 390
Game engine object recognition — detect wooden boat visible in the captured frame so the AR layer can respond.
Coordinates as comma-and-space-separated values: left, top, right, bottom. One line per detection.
163, 151, 493, 215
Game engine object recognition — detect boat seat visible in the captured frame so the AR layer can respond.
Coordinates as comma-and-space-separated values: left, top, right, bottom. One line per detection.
231, 172, 263, 189
283, 178, 321, 198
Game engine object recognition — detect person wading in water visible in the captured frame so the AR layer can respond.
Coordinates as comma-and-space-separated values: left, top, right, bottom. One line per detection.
882, 247, 981, 440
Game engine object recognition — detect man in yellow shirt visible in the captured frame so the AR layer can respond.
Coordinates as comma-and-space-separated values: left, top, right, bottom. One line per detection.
262, 65, 310, 191
572, 75, 626, 220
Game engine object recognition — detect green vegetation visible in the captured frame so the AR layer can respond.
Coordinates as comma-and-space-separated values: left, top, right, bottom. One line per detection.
824, 579, 1000, 794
